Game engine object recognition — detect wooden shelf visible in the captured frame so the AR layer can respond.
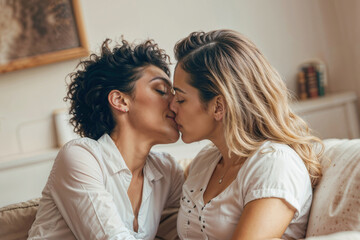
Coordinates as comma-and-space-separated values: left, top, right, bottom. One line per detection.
291, 91, 357, 114
290, 91, 359, 139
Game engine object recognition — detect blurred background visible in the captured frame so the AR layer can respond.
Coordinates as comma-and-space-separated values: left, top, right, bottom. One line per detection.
0, 0, 359, 206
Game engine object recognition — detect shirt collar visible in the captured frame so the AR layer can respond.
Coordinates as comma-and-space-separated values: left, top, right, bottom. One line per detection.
98, 134, 129, 175
144, 154, 164, 182
97, 134, 164, 182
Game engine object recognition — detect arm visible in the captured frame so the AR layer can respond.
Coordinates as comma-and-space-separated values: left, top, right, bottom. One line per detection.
233, 144, 311, 240
50, 144, 141, 240
231, 197, 296, 240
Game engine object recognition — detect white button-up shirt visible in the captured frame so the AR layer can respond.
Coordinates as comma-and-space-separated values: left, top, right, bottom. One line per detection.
28, 134, 184, 240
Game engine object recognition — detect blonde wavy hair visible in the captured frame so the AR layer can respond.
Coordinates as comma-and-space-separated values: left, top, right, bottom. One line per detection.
174, 29, 323, 186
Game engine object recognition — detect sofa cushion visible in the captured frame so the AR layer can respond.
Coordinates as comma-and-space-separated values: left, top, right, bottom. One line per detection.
1, 197, 177, 240
0, 198, 40, 240
305, 231, 360, 240
306, 139, 360, 237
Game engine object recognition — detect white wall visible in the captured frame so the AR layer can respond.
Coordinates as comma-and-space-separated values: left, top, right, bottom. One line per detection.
0, 0, 359, 159
320, 0, 360, 108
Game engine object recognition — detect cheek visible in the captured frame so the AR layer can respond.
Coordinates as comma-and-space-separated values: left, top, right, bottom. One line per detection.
180, 104, 208, 127
190, 112, 212, 132
181, 109, 213, 142
141, 98, 167, 119
132, 93, 167, 123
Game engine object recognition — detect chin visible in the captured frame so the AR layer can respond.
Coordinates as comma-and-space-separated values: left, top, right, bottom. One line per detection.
181, 133, 196, 144
163, 129, 180, 144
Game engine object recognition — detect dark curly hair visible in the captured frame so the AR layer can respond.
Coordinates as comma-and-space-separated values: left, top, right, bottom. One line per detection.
65, 38, 170, 140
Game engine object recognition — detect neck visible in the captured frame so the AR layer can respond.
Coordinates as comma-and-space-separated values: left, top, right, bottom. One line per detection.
110, 125, 153, 177
210, 124, 242, 167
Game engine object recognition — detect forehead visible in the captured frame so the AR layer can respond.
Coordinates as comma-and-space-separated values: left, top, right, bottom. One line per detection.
173, 65, 192, 91
137, 65, 171, 85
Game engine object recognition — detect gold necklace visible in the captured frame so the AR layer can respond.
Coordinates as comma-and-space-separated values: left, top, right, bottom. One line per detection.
218, 158, 231, 184
218, 167, 230, 184
218, 157, 245, 184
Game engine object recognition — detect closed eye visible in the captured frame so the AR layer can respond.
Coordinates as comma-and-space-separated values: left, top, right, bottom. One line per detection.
156, 89, 167, 95
176, 100, 185, 104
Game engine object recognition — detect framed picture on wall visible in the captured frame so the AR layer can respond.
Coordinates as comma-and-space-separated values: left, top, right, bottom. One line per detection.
0, 0, 89, 74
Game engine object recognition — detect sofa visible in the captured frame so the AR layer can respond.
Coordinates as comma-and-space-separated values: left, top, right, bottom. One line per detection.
1, 139, 359, 240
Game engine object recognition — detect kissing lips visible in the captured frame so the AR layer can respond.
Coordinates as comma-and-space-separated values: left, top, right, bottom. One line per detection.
166, 115, 178, 128
174, 119, 182, 131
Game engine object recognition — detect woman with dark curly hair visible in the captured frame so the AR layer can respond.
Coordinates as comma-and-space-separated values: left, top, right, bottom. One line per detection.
28, 39, 184, 240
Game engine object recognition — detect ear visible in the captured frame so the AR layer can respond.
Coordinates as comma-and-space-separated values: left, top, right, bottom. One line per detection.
108, 90, 130, 113
213, 95, 226, 121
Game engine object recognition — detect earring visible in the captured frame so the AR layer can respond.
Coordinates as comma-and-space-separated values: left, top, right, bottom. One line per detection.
121, 108, 128, 113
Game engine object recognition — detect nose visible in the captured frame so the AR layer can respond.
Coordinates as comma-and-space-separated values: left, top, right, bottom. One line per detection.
169, 94, 178, 113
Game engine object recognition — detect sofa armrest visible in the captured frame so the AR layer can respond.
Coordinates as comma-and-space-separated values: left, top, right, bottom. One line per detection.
0, 198, 40, 240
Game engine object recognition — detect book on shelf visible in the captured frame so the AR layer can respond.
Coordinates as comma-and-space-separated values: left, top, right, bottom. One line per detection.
305, 65, 319, 98
297, 71, 307, 100
297, 59, 327, 100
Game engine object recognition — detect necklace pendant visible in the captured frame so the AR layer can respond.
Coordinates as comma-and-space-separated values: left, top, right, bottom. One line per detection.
219, 178, 223, 184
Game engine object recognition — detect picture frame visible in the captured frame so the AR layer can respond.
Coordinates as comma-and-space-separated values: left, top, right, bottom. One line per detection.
0, 0, 89, 73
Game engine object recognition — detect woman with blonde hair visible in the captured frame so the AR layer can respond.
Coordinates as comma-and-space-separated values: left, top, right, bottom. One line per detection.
170, 29, 323, 240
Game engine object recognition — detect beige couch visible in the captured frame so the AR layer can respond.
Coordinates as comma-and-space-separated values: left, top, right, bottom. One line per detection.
1, 139, 360, 240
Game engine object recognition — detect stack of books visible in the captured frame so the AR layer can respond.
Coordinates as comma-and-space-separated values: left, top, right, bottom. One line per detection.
297, 60, 327, 100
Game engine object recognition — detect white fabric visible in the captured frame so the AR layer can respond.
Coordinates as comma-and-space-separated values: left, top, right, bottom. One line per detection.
306, 139, 360, 236
305, 231, 360, 240
28, 134, 184, 240
177, 141, 312, 240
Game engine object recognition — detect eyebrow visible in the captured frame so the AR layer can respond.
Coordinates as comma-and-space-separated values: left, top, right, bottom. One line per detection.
150, 76, 171, 86
173, 87, 186, 94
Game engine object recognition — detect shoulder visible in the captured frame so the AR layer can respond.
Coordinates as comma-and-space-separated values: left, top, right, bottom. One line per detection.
50, 137, 105, 186
245, 141, 306, 173
241, 141, 312, 196
62, 137, 100, 151
56, 137, 103, 169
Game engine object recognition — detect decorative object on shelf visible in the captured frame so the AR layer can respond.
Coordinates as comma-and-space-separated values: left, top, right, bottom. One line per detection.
297, 59, 327, 100
0, 0, 88, 73
53, 108, 79, 147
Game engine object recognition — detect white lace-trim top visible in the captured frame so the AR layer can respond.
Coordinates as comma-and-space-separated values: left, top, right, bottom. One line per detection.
177, 141, 312, 240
